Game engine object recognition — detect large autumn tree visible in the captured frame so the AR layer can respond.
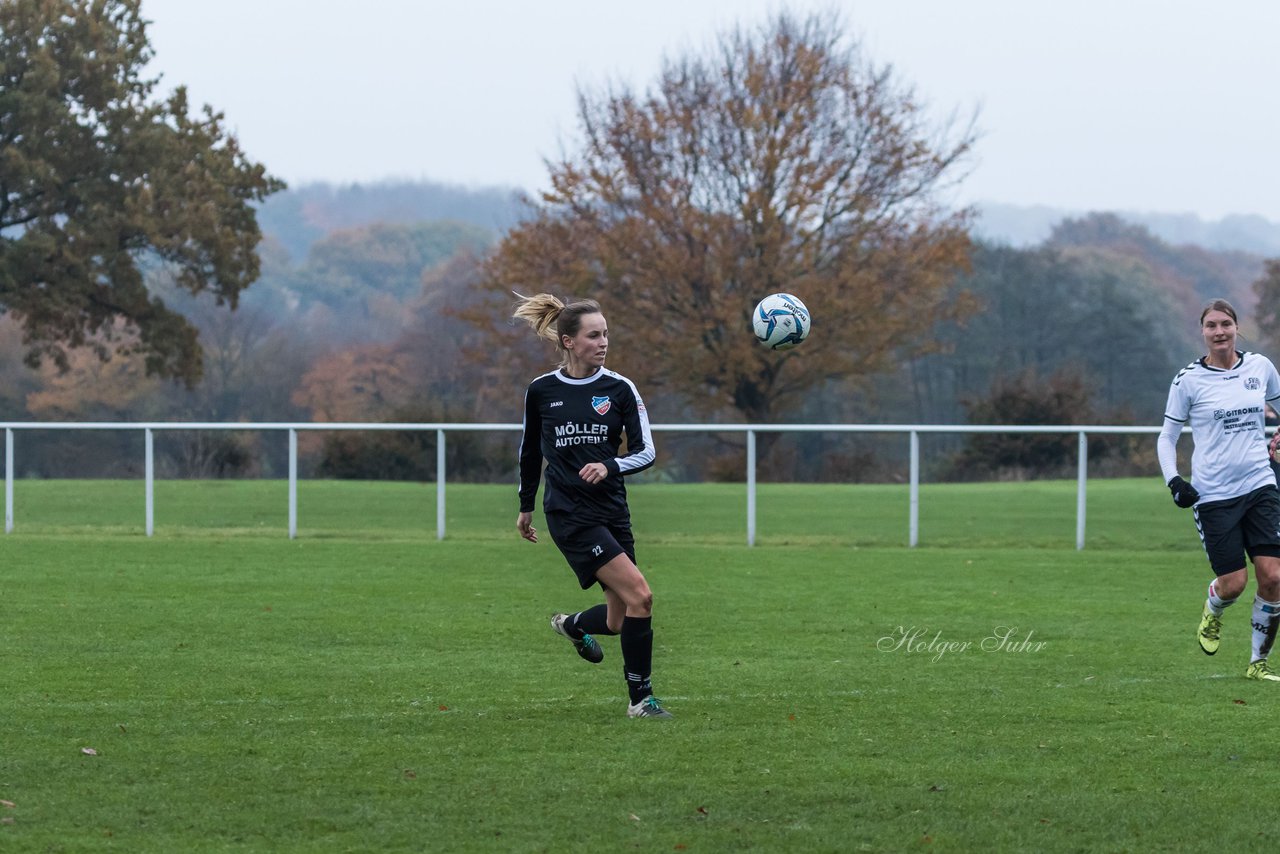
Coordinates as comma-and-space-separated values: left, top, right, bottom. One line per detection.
477, 10, 977, 423
0, 0, 283, 384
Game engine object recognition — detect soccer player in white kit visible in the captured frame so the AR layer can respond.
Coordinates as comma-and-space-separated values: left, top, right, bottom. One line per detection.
1157, 299, 1280, 681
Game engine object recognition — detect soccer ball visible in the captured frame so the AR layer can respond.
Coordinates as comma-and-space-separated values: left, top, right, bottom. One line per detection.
752, 293, 811, 350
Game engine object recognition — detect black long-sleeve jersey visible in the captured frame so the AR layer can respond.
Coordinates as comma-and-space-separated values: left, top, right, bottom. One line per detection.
518, 367, 656, 523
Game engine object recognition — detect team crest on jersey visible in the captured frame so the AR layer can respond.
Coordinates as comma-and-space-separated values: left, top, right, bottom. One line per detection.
1246, 377, 1261, 390
591, 395, 611, 415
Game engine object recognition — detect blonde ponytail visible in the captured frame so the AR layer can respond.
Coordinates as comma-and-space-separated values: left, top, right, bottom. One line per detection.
512, 292, 566, 345
512, 292, 603, 365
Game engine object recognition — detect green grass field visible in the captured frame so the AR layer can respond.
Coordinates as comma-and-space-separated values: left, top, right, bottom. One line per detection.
1, 480, 1276, 851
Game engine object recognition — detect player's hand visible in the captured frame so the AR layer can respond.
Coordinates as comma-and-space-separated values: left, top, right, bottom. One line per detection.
1168, 475, 1200, 509
517, 511, 538, 543
578, 462, 609, 484
1270, 430, 1280, 461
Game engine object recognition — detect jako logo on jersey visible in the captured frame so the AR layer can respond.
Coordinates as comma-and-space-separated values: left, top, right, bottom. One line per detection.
549, 401, 563, 407
592, 396, 611, 415
1246, 377, 1261, 390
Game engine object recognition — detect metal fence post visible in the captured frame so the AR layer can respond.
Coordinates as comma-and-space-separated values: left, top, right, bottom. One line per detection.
288, 429, 297, 539
437, 429, 446, 540
5, 428, 12, 534
1076, 431, 1087, 550
145, 428, 154, 537
746, 429, 756, 546
909, 430, 920, 547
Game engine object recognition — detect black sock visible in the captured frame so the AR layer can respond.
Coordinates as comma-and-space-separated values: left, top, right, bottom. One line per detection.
570, 604, 614, 638
620, 615, 654, 704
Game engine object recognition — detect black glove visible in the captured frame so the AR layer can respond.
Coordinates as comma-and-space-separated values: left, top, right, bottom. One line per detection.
1168, 475, 1199, 509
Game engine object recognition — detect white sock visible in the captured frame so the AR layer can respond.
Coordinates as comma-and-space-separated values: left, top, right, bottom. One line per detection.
1249, 596, 1280, 663
1207, 580, 1237, 615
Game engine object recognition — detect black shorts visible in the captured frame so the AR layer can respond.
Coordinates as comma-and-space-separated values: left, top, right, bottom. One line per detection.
545, 512, 636, 590
1194, 485, 1280, 576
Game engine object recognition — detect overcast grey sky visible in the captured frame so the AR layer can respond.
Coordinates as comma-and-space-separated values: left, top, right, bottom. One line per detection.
142, 0, 1280, 221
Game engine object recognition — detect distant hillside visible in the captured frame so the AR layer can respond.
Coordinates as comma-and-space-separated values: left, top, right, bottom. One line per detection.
975, 203, 1280, 256
254, 183, 1280, 264
256, 180, 529, 262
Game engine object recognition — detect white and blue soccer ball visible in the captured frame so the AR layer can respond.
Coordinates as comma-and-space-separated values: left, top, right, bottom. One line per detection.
752, 293, 811, 351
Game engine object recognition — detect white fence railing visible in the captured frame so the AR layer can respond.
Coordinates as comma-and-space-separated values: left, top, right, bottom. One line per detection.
0, 422, 1164, 548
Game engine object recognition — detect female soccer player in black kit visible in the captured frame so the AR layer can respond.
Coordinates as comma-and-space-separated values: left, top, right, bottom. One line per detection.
513, 293, 673, 719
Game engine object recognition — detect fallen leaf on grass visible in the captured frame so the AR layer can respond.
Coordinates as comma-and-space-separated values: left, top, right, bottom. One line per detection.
118, 724, 127, 734
81, 748, 98, 756
1233, 699, 1247, 705
1, 817, 13, 825
403, 770, 417, 780
629, 813, 640, 822
696, 806, 708, 815
438, 705, 449, 712
1, 800, 14, 808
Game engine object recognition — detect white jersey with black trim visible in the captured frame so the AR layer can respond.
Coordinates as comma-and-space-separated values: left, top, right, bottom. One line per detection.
1158, 351, 1280, 503
518, 367, 656, 523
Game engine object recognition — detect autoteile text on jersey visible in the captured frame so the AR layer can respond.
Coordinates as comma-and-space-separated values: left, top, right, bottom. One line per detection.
554, 422, 609, 447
